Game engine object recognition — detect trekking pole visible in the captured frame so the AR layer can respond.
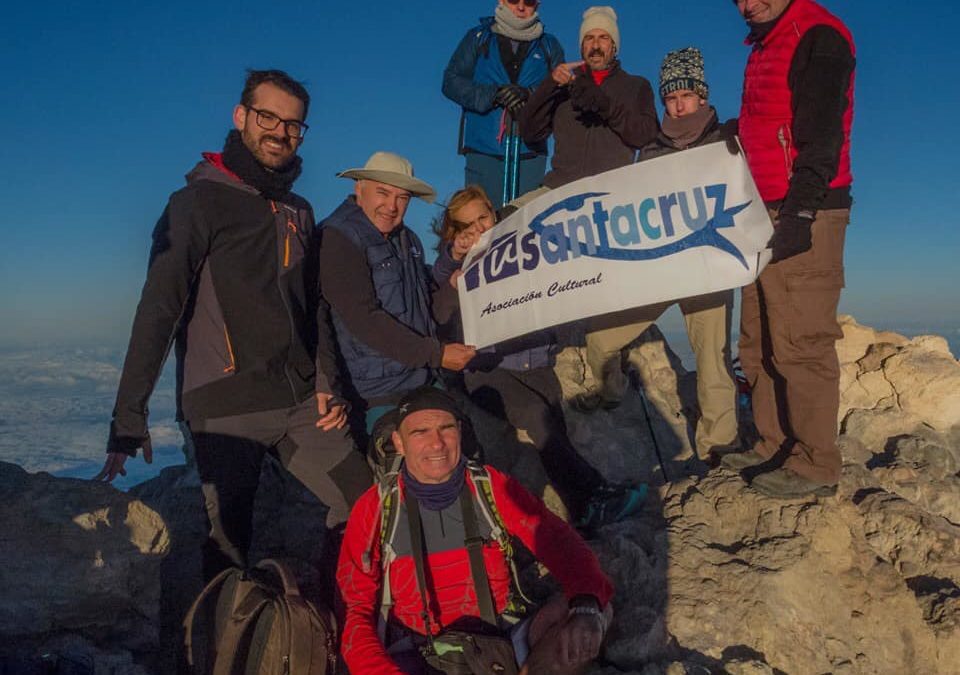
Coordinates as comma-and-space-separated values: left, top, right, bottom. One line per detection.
509, 118, 521, 202
630, 369, 670, 483
501, 114, 514, 208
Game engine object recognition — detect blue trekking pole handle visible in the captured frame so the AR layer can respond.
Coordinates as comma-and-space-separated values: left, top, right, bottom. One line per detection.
510, 120, 520, 203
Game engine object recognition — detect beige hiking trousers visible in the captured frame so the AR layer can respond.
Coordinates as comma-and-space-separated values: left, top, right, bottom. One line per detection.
584, 291, 738, 459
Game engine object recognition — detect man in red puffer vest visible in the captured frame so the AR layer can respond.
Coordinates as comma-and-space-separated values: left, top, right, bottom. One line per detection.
719, 0, 856, 498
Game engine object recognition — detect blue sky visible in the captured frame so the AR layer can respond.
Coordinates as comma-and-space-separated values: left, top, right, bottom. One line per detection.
1, 0, 957, 349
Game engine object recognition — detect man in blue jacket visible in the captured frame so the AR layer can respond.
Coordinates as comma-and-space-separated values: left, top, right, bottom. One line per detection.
442, 0, 564, 207
317, 152, 476, 438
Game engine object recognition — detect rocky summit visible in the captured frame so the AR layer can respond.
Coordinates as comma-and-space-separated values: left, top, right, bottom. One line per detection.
1, 316, 957, 674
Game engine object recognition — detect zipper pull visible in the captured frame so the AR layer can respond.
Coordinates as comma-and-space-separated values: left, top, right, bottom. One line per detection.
283, 220, 297, 268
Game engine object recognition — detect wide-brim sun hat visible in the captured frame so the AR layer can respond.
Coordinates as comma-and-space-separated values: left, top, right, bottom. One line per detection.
337, 151, 437, 203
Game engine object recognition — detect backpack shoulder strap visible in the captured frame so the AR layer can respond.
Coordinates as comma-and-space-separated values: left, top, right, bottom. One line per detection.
466, 463, 507, 545
183, 567, 241, 668
460, 485, 499, 628
466, 463, 535, 612
376, 477, 403, 643
211, 574, 274, 675
404, 488, 437, 644
378, 476, 405, 557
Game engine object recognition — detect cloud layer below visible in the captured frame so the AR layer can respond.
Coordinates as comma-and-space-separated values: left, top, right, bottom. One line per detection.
0, 347, 182, 488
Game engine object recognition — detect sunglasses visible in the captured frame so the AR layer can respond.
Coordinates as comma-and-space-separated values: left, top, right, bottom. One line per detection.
506, 0, 538, 7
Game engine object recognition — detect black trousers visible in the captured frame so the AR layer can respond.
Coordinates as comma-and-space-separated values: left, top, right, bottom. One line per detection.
188, 396, 372, 581
463, 366, 605, 517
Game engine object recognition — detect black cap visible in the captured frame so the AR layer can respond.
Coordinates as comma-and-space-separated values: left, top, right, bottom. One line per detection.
395, 386, 463, 426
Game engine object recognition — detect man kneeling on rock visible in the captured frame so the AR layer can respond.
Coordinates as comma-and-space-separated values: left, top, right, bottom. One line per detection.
337, 386, 614, 674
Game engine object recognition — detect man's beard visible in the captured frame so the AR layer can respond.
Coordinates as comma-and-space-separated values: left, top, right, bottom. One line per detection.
243, 129, 294, 170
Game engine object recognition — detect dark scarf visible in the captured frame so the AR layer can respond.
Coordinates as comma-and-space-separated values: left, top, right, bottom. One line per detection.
402, 456, 468, 511
221, 129, 302, 201
661, 105, 717, 150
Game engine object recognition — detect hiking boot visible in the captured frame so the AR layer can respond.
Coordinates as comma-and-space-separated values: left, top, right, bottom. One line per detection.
705, 443, 742, 468
570, 391, 621, 414
720, 449, 767, 471
577, 484, 648, 532
749, 468, 837, 498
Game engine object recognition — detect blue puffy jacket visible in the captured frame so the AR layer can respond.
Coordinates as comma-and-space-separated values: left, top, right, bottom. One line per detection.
321, 200, 436, 401
442, 17, 564, 158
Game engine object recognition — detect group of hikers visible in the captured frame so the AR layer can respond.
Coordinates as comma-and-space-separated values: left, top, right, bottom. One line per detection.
94, 0, 856, 672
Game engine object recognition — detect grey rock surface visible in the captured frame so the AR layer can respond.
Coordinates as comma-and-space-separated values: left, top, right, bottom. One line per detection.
2, 317, 958, 674
0, 462, 168, 662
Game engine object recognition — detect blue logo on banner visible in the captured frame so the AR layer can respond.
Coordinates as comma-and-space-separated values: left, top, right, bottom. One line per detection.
464, 184, 751, 292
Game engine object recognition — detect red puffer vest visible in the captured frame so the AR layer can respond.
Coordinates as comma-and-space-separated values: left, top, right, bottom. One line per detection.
739, 0, 855, 203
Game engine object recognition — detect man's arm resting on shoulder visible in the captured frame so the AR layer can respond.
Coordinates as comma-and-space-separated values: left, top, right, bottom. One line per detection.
442, 28, 499, 113
782, 25, 855, 216
318, 227, 444, 368
337, 490, 406, 674
99, 191, 208, 479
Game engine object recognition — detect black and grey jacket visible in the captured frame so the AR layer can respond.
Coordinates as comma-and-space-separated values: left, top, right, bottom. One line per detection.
108, 155, 340, 455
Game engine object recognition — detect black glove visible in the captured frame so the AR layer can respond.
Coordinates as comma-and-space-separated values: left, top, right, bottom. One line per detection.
494, 85, 529, 116
497, 203, 519, 220
768, 213, 814, 263
568, 71, 612, 118
105, 419, 152, 458
718, 118, 740, 155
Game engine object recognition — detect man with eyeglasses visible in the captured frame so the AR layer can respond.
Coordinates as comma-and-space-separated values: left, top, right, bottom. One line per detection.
96, 69, 372, 586
442, 0, 564, 207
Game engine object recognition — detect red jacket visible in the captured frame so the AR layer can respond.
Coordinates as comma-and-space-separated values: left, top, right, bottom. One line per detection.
739, 0, 855, 202
337, 466, 614, 674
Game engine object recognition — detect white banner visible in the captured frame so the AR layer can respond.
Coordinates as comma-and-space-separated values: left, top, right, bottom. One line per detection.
458, 142, 773, 348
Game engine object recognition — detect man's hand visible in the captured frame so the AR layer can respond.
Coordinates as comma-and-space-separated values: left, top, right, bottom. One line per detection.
94, 433, 152, 482
768, 213, 814, 263
451, 225, 482, 262
441, 343, 477, 371
557, 612, 604, 668
569, 72, 612, 118
449, 269, 464, 289
94, 453, 131, 482
718, 118, 741, 155
551, 61, 584, 86
494, 85, 530, 116
316, 392, 348, 431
